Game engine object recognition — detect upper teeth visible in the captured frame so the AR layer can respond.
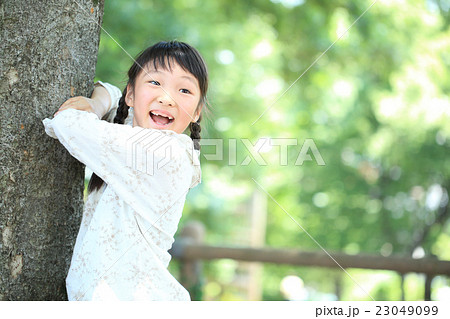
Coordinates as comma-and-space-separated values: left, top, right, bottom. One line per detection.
151, 111, 173, 120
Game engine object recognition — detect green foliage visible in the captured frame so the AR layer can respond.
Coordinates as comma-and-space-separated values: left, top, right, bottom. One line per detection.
95, 0, 450, 300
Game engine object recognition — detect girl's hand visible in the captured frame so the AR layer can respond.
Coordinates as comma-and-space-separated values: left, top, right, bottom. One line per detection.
54, 96, 105, 119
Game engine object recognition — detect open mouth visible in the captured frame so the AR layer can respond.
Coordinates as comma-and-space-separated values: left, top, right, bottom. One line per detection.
149, 111, 174, 126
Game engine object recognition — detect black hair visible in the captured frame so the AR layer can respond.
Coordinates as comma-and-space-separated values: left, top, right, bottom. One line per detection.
88, 40, 209, 193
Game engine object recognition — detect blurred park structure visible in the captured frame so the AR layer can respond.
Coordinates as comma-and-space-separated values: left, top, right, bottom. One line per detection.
91, 0, 450, 300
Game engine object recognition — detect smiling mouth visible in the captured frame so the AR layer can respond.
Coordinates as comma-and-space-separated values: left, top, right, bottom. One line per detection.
149, 111, 174, 125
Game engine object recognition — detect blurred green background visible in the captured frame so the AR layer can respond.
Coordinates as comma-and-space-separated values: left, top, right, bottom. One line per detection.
92, 0, 450, 300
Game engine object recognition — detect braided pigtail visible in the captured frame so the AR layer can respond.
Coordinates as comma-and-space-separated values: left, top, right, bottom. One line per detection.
189, 114, 202, 151
88, 87, 130, 193
113, 88, 130, 124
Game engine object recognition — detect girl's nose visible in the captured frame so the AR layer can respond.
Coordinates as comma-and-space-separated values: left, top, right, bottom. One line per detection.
158, 93, 175, 107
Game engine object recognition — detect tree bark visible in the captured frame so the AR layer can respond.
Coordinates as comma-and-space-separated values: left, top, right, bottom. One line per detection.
0, 0, 104, 300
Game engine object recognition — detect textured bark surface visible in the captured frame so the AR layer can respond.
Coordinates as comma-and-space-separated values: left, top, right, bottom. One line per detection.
0, 0, 104, 300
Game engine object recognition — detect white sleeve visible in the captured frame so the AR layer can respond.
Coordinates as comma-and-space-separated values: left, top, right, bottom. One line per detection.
42, 109, 200, 221
95, 81, 122, 109
94, 81, 134, 125
94, 81, 122, 123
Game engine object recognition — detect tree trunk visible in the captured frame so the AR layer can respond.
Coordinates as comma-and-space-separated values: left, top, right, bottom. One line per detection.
0, 0, 104, 300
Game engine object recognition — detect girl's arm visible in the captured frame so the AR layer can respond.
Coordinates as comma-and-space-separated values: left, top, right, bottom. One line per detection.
42, 109, 200, 223
54, 81, 122, 120
94, 81, 123, 122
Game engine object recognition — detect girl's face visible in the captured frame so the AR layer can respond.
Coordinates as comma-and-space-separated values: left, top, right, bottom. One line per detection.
125, 61, 202, 134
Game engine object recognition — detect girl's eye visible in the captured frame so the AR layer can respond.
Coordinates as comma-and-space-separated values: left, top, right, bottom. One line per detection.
180, 88, 191, 94
149, 80, 160, 86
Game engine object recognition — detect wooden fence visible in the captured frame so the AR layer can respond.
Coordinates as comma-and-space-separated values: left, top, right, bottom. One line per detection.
169, 222, 450, 301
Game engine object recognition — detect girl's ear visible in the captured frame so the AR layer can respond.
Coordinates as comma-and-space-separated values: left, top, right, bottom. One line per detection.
193, 104, 202, 122
125, 84, 134, 107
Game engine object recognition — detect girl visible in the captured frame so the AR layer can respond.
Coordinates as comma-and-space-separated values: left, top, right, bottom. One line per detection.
42, 41, 208, 301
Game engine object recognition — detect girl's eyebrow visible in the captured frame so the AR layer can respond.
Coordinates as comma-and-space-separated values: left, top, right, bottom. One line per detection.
145, 70, 197, 86
145, 70, 161, 76
180, 75, 197, 86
